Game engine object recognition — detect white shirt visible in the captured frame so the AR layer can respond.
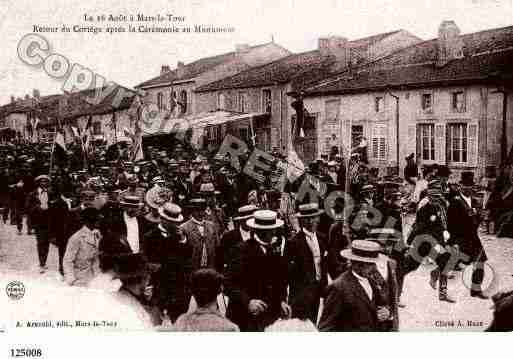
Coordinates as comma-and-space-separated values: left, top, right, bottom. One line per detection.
461, 194, 472, 209
123, 211, 140, 253
352, 271, 373, 301
38, 187, 48, 210
302, 228, 322, 281
239, 227, 251, 242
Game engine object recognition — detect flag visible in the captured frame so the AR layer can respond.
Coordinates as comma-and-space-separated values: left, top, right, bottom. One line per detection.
51, 131, 68, 168
286, 149, 305, 183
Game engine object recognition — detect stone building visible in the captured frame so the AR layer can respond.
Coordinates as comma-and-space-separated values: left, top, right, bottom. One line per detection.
302, 22, 513, 179
194, 30, 421, 161
135, 42, 291, 117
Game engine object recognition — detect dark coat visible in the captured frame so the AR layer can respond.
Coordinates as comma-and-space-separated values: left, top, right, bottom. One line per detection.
180, 218, 220, 272
447, 194, 487, 263
26, 188, 55, 228
216, 228, 244, 275
327, 221, 350, 280
225, 237, 289, 331
145, 228, 193, 322
99, 209, 145, 256
318, 271, 379, 331
287, 230, 328, 321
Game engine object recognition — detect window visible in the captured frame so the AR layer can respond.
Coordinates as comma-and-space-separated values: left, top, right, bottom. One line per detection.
452, 91, 466, 112
179, 90, 187, 113
238, 92, 247, 112
239, 127, 249, 143
447, 123, 467, 163
325, 99, 340, 124
262, 89, 272, 113
217, 93, 226, 110
375, 96, 384, 113
92, 122, 102, 135
421, 93, 433, 112
418, 124, 435, 161
372, 124, 387, 160
157, 92, 164, 110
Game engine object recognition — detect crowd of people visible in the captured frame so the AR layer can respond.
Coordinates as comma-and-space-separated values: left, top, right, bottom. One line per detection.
1, 139, 513, 331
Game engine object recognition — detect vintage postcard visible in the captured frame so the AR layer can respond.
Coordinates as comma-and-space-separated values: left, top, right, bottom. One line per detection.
1, 0, 513, 347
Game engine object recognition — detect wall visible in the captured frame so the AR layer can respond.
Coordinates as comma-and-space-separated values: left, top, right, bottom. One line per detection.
305, 84, 508, 179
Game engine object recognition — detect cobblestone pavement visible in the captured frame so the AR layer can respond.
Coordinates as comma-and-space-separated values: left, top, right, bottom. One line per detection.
1, 217, 513, 331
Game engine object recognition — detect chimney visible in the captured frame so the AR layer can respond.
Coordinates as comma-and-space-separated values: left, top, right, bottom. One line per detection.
24, 94, 30, 100
436, 20, 464, 67
176, 61, 186, 78
318, 36, 350, 69
161, 65, 171, 75
10, 95, 15, 103
32, 89, 40, 99
235, 44, 250, 56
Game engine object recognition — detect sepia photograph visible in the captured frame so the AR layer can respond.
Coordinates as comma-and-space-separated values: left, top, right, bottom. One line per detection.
0, 1, 512, 352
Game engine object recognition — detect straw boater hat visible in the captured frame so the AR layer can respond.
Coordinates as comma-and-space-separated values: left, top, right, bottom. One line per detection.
233, 204, 258, 221
158, 202, 184, 223
341, 240, 386, 263
151, 176, 165, 185
145, 187, 171, 209
246, 210, 284, 230
119, 194, 144, 208
35, 175, 51, 183
296, 203, 324, 218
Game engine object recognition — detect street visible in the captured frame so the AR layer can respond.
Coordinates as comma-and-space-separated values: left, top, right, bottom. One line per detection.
1, 218, 513, 331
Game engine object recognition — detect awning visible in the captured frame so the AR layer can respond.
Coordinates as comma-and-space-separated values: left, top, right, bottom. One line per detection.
142, 110, 269, 137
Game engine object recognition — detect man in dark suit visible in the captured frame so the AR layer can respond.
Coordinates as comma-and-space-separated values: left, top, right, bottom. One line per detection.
180, 198, 221, 272
447, 172, 489, 299
216, 205, 257, 275
26, 175, 53, 273
287, 203, 328, 324
100, 194, 145, 257
225, 210, 291, 331
318, 240, 392, 331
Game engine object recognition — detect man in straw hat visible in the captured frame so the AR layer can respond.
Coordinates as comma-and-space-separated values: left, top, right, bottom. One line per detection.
447, 171, 489, 300
287, 203, 328, 324
318, 240, 392, 331
217, 204, 257, 275
100, 194, 145, 257
225, 210, 291, 331
144, 202, 193, 322
26, 174, 53, 273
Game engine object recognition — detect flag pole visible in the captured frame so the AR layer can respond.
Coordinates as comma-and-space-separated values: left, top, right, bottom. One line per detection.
49, 126, 56, 176
342, 115, 353, 240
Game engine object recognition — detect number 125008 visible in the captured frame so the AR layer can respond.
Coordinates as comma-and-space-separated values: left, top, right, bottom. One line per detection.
10, 349, 42, 358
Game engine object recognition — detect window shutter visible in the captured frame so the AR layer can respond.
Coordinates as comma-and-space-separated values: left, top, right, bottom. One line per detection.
435, 123, 446, 164
407, 124, 416, 158
468, 123, 478, 166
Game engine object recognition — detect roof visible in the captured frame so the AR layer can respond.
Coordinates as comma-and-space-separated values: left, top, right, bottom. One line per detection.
0, 86, 137, 125
136, 42, 284, 89
304, 25, 513, 96
195, 30, 411, 93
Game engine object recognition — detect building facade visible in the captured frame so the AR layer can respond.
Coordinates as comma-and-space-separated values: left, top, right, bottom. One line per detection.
136, 42, 291, 118
195, 30, 422, 162
303, 22, 513, 179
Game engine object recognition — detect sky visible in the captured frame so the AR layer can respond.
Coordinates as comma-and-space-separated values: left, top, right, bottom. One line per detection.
0, 0, 512, 104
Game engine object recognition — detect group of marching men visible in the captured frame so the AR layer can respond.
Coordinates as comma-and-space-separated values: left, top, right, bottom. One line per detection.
1, 142, 512, 331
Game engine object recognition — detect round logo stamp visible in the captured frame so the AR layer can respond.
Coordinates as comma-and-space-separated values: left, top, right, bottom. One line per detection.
6, 281, 25, 300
